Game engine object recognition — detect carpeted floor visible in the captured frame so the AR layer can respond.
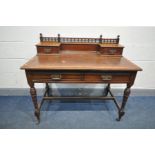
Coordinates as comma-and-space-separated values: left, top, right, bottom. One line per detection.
0, 95, 155, 129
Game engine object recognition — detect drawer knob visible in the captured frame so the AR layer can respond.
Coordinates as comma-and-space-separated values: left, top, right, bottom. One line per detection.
44, 48, 51, 53
109, 49, 116, 55
101, 75, 112, 80
51, 74, 61, 80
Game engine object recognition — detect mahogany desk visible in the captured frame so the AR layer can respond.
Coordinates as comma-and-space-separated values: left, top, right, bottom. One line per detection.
21, 34, 142, 123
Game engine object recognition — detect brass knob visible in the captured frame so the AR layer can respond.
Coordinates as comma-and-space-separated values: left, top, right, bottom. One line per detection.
51, 74, 61, 80
44, 48, 51, 53
101, 75, 112, 80
109, 49, 116, 55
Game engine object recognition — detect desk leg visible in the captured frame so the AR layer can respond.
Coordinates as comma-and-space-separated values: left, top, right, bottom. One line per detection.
29, 84, 40, 123
117, 83, 132, 121
46, 83, 50, 96
104, 83, 110, 96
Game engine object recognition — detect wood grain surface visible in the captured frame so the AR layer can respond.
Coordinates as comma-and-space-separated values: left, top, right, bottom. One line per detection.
21, 51, 142, 71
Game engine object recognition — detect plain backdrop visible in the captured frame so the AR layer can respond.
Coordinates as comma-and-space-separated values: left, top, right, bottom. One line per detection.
0, 0, 155, 155
0, 26, 154, 89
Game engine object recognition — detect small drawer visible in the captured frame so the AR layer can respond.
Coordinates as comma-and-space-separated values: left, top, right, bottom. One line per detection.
100, 47, 123, 55
37, 46, 60, 54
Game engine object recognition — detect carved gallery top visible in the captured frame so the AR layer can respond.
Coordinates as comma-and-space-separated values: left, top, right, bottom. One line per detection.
21, 34, 142, 72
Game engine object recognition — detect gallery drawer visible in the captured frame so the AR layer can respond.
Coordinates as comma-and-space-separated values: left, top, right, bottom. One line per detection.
99, 47, 123, 55
37, 46, 60, 54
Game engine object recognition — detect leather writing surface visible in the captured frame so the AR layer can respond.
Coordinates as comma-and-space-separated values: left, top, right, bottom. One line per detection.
21, 51, 142, 71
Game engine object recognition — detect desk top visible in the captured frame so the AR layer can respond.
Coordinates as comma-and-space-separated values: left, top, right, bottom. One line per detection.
21, 51, 142, 71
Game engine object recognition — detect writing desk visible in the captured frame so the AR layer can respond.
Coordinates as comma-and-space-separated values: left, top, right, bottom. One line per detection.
21, 34, 142, 123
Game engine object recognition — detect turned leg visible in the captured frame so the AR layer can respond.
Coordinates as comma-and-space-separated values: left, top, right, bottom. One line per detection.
116, 83, 132, 121
104, 83, 110, 96
46, 83, 50, 96
30, 84, 40, 123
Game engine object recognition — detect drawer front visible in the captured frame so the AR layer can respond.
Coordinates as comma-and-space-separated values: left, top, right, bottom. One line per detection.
29, 71, 131, 83
31, 72, 83, 82
37, 46, 59, 54
100, 47, 123, 55
84, 74, 130, 83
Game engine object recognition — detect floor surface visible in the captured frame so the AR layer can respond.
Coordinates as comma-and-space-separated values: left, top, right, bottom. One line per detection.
0, 95, 155, 129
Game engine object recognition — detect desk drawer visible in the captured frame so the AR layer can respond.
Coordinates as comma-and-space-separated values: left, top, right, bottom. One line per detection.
37, 46, 60, 54
31, 72, 83, 82
84, 73, 130, 83
29, 71, 131, 83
